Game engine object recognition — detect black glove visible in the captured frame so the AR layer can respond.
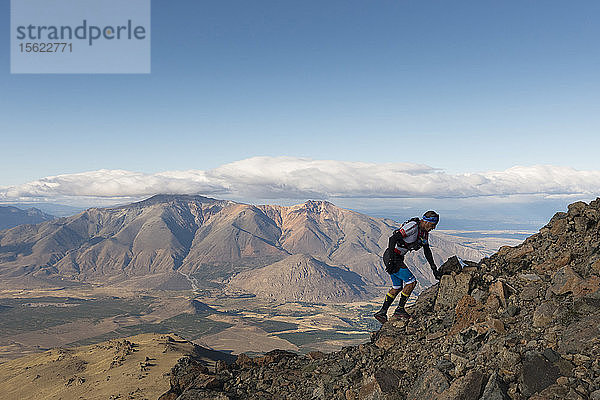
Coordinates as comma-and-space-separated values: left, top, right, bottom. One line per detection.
432, 266, 442, 280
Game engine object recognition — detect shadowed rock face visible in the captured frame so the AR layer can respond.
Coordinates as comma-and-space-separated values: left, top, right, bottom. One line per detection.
0, 195, 488, 294
158, 198, 600, 400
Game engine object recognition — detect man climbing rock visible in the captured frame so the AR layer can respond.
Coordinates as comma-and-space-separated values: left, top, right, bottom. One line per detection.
374, 211, 441, 323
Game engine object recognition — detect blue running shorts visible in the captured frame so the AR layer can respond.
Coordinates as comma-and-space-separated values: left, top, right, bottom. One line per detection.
390, 267, 416, 289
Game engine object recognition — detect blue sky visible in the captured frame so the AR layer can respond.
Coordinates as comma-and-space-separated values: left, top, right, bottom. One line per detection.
1, 1, 599, 227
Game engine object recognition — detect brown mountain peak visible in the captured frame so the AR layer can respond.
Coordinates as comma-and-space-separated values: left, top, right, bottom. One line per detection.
113, 194, 221, 210
228, 253, 367, 302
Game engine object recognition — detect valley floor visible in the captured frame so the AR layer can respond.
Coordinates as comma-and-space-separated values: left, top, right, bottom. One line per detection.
0, 286, 381, 363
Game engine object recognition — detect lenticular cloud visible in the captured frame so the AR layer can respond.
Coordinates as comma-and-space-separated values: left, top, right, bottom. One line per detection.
1, 157, 600, 202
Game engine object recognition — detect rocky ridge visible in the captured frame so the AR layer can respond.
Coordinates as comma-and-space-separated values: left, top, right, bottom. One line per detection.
159, 198, 600, 399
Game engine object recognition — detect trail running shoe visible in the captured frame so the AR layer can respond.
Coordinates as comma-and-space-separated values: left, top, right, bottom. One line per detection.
374, 312, 388, 324
391, 308, 411, 320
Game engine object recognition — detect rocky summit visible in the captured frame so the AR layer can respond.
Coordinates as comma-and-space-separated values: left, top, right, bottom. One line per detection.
158, 198, 600, 400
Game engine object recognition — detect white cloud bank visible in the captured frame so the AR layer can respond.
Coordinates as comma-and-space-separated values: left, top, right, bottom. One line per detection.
1, 157, 600, 203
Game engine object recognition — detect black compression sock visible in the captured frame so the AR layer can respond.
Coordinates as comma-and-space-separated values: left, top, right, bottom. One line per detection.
396, 291, 409, 309
379, 290, 398, 313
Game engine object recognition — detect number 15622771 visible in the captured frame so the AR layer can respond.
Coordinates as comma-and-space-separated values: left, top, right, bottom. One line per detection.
19, 43, 73, 53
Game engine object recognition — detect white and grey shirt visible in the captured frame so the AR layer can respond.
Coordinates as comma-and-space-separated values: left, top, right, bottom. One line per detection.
388, 219, 435, 267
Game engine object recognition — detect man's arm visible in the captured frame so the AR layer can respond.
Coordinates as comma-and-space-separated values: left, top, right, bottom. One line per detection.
423, 244, 442, 279
423, 243, 435, 267
388, 230, 403, 252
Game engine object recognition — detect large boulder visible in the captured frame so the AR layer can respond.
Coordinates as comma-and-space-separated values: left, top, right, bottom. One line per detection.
551, 266, 583, 296
439, 256, 473, 275
434, 272, 472, 312
519, 352, 562, 398
533, 301, 557, 327
437, 370, 484, 400
480, 372, 508, 400
406, 368, 449, 400
359, 369, 403, 399
450, 295, 487, 335
557, 309, 600, 354
159, 356, 210, 400
529, 385, 584, 400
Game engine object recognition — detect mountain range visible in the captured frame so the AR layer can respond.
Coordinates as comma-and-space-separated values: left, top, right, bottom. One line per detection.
0, 195, 492, 300
0, 206, 54, 231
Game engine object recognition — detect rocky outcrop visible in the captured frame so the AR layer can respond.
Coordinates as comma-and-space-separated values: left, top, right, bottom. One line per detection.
159, 198, 600, 399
